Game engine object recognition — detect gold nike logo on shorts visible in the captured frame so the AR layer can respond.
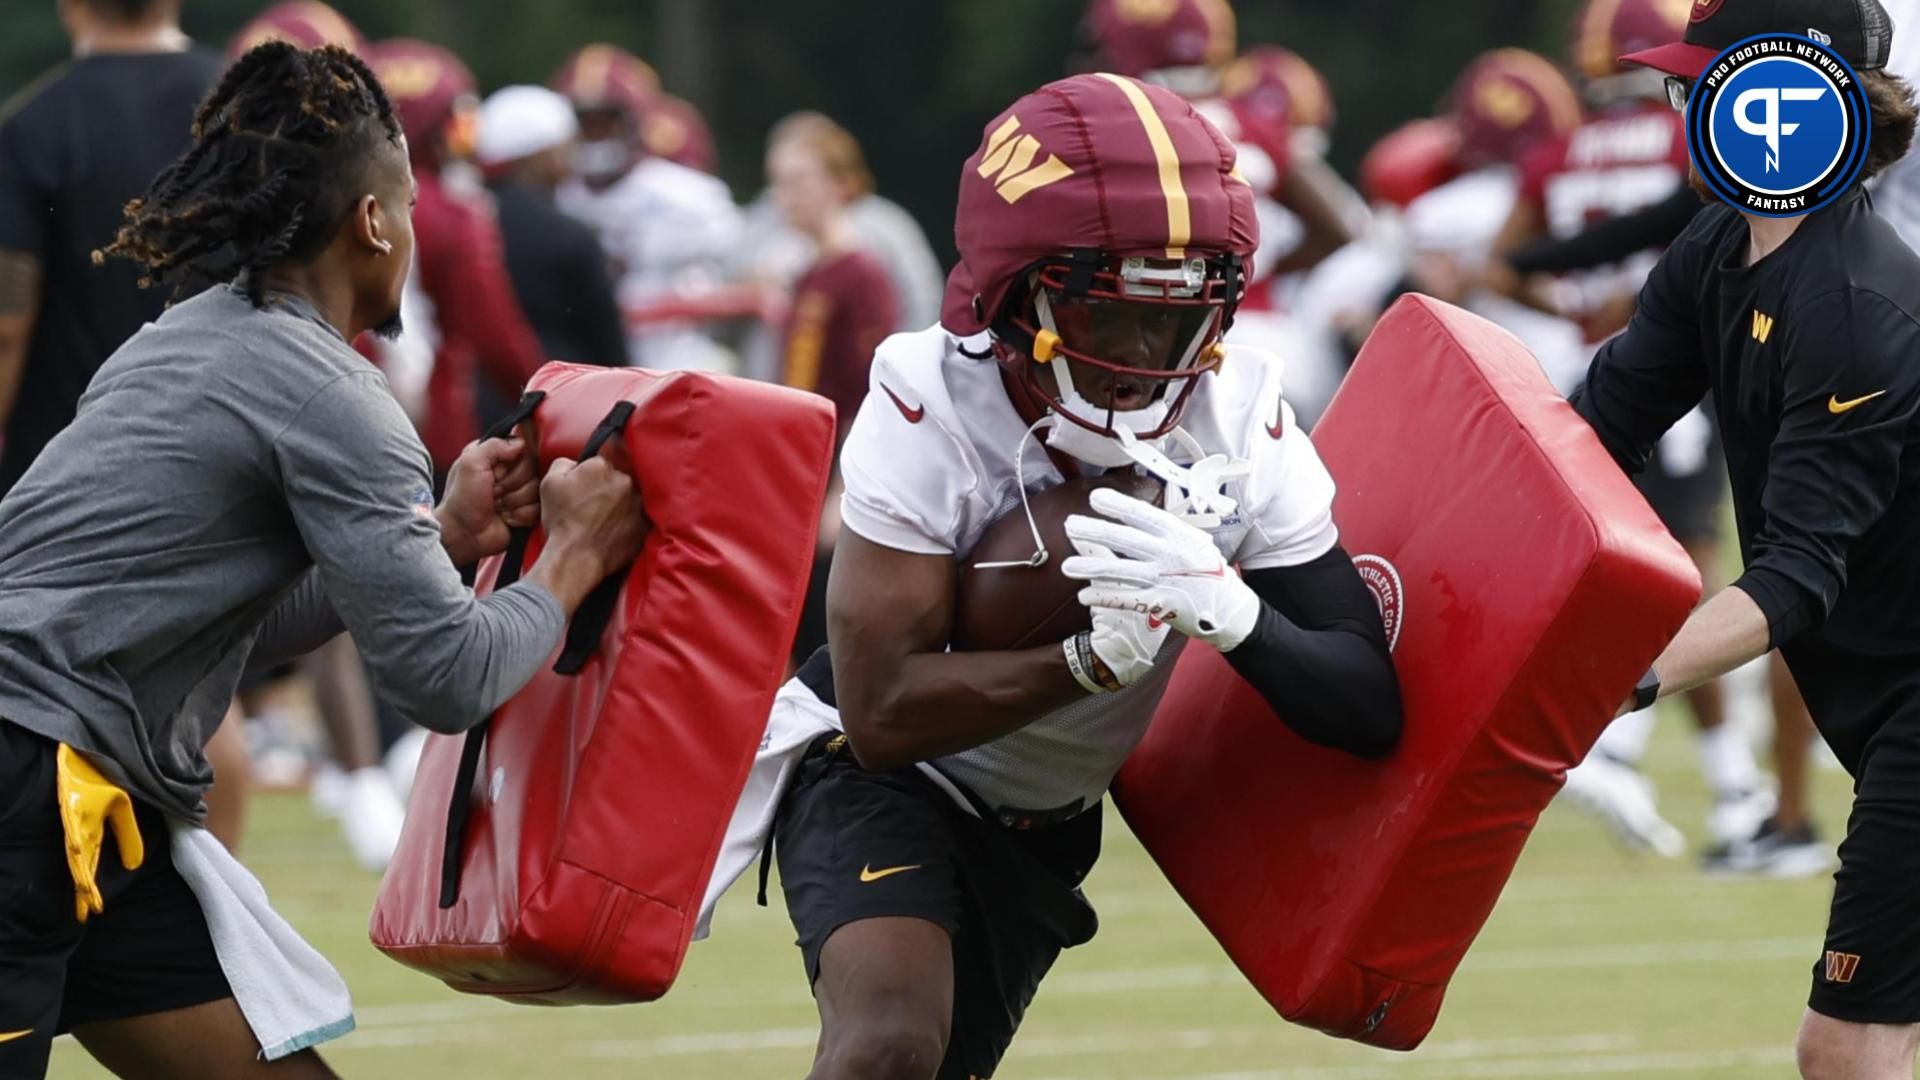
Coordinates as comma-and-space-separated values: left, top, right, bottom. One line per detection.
0, 1030, 33, 1045
859, 863, 921, 883
1829, 390, 1889, 414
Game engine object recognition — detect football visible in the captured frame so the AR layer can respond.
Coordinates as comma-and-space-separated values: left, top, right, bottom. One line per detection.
949, 471, 1162, 652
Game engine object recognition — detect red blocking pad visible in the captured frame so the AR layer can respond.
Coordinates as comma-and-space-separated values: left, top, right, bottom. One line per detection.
1112, 295, 1700, 1049
371, 363, 835, 1004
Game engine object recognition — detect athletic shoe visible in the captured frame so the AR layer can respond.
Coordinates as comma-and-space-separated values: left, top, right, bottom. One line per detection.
1558, 753, 1686, 858
338, 766, 407, 872
1702, 816, 1836, 878
1705, 782, 1778, 851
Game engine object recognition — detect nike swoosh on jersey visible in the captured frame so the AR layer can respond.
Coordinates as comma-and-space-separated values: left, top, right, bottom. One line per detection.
880, 384, 925, 424
1266, 419, 1285, 439
859, 863, 922, 883
1828, 390, 1889, 414
0, 1030, 32, 1045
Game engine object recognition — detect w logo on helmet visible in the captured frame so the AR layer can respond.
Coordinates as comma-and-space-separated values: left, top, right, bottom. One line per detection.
976, 116, 1076, 205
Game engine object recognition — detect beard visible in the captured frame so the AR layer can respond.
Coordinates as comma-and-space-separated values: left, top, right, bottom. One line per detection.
372, 310, 405, 341
1687, 162, 1713, 203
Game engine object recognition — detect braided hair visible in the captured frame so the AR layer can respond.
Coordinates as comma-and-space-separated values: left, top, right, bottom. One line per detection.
101, 42, 403, 306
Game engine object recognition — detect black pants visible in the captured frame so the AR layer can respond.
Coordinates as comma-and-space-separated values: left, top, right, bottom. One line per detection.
776, 735, 1100, 1079
0, 722, 230, 1078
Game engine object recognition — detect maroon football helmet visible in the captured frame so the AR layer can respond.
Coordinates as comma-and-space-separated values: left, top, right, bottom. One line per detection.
228, 1, 365, 59
1573, 0, 1693, 79
367, 39, 479, 165
943, 73, 1258, 441
1448, 49, 1586, 169
1086, 0, 1238, 94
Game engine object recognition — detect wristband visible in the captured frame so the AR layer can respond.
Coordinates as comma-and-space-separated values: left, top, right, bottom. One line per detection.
1064, 632, 1110, 694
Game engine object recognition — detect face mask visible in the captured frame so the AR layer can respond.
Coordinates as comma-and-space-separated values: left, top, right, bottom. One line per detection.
573, 139, 630, 184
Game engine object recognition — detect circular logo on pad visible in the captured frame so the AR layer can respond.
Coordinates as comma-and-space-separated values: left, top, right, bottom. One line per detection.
1353, 554, 1405, 653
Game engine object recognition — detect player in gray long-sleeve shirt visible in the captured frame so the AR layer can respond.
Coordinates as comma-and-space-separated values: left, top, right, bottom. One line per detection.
0, 42, 648, 1079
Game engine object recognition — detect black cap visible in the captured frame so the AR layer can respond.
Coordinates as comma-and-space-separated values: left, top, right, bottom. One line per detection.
1622, 0, 1894, 78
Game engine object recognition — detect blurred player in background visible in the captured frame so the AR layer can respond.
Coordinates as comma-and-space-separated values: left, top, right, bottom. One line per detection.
1481, 0, 1778, 861
1481, 0, 1823, 871
0, 0, 219, 495
475, 85, 628, 371
371, 38, 547, 472
764, 112, 902, 668
552, 43, 748, 373
772, 73, 1401, 1080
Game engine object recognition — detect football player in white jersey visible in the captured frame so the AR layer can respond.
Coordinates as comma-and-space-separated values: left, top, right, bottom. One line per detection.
767, 74, 1402, 1080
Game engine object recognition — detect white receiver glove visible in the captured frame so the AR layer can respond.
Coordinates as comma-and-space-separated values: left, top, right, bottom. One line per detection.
1062, 487, 1262, 652
1062, 536, 1170, 694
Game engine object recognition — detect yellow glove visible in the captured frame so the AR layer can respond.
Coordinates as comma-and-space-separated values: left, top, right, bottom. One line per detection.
55, 745, 144, 923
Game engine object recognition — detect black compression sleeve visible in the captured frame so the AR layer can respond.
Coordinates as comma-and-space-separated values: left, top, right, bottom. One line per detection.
1506, 185, 1701, 276
1226, 545, 1404, 759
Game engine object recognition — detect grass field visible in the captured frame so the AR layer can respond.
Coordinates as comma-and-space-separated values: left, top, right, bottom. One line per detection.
50, 718, 1855, 1079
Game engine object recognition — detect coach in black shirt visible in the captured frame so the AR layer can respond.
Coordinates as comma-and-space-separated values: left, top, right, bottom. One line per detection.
1577, 1, 1920, 1075
0, 0, 222, 495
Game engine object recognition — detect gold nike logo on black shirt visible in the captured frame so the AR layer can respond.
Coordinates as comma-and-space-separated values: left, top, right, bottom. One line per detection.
1829, 391, 1888, 414
859, 863, 921, 883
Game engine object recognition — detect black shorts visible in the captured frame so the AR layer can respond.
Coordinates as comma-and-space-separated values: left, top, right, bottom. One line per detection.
0, 722, 230, 1077
1632, 431, 1726, 543
775, 734, 1101, 1080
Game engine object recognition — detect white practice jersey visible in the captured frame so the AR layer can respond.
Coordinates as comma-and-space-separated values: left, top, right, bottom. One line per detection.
834, 325, 1339, 816
557, 157, 743, 372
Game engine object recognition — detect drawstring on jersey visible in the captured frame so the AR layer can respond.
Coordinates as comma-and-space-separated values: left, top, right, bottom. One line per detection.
971, 416, 1057, 570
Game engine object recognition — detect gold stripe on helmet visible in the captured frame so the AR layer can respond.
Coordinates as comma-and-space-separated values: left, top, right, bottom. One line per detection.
1096, 73, 1193, 258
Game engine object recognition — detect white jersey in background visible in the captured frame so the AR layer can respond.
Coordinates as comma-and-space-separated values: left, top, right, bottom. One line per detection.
557, 156, 744, 372
833, 326, 1339, 816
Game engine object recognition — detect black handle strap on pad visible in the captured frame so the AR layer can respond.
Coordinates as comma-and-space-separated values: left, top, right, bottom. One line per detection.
438, 397, 634, 908
552, 400, 636, 675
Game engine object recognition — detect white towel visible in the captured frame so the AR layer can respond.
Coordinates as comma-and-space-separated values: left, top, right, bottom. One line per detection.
167, 824, 356, 1060
694, 678, 836, 938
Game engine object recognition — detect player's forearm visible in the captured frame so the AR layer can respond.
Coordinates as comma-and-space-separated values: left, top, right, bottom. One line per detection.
1641, 585, 1771, 706
835, 646, 1084, 771
1225, 608, 1402, 758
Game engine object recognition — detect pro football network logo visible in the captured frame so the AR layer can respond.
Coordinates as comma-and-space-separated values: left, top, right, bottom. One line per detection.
1351, 554, 1404, 653
1686, 34, 1870, 217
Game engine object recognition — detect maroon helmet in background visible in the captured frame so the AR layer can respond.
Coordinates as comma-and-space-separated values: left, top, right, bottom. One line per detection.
1221, 45, 1335, 137
1361, 118, 1464, 209
1572, 0, 1694, 79
368, 39, 480, 168
644, 94, 718, 174
943, 73, 1258, 443
227, 0, 365, 58
551, 44, 662, 186
1447, 48, 1585, 170
1085, 0, 1238, 95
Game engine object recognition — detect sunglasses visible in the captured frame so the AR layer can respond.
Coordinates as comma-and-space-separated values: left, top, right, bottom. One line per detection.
1665, 75, 1696, 111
